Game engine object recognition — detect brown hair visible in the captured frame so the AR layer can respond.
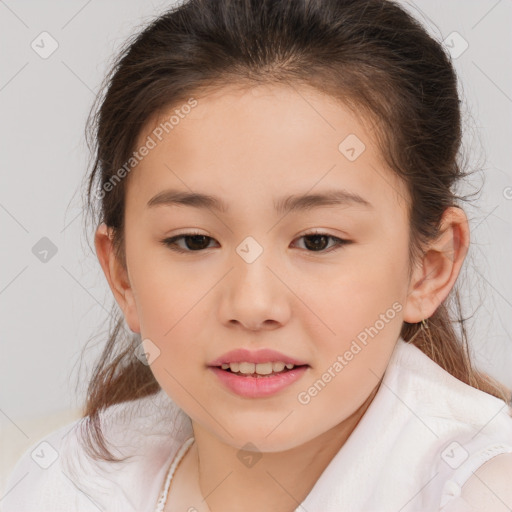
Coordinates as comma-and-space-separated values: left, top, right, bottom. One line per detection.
80, 0, 511, 462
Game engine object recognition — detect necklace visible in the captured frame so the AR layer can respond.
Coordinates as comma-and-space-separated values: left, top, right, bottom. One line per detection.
154, 437, 195, 512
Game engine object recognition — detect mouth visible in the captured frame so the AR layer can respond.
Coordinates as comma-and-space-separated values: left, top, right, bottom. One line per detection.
208, 362, 310, 398
215, 361, 309, 378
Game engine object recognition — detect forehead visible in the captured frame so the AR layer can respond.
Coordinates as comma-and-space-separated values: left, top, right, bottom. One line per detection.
127, 83, 408, 215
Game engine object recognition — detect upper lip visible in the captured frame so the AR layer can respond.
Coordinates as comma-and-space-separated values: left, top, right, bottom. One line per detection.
208, 349, 308, 367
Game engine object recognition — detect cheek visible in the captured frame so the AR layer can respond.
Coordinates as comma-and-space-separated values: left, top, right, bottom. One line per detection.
294, 261, 405, 429
293, 251, 407, 405
128, 246, 209, 336
130, 256, 216, 383
300, 251, 406, 338
137, 282, 211, 412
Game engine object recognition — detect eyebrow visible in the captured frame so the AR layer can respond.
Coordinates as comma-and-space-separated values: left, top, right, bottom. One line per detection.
146, 188, 372, 214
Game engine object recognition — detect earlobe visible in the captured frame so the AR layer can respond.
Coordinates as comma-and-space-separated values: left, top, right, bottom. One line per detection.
94, 223, 141, 333
403, 207, 470, 323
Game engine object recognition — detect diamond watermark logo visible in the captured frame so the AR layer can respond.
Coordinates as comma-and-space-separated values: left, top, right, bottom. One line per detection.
237, 442, 262, 468
443, 31, 468, 59
236, 236, 263, 264
32, 237, 58, 263
134, 338, 161, 365
31, 441, 59, 469
338, 134, 366, 162
441, 441, 469, 469
31, 31, 59, 59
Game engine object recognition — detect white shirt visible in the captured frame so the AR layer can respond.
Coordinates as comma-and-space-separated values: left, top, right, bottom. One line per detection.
2, 336, 512, 512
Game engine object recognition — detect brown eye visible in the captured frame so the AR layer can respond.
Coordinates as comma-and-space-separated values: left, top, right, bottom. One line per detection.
161, 234, 217, 252
293, 232, 351, 253
303, 234, 330, 251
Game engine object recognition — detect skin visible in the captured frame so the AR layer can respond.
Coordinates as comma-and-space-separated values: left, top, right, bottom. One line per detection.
95, 83, 470, 511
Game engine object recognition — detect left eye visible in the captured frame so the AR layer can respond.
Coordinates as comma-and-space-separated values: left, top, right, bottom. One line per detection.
293, 233, 350, 252
161, 232, 350, 253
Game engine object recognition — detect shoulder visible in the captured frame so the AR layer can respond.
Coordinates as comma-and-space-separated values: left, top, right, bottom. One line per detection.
438, 447, 512, 512
3, 391, 193, 512
457, 452, 512, 511
389, 341, 512, 510
1, 419, 100, 512
395, 340, 512, 429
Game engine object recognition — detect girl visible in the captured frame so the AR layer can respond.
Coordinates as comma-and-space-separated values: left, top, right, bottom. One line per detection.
3, 0, 512, 510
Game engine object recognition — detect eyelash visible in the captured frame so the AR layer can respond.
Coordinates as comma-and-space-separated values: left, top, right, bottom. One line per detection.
160, 230, 351, 254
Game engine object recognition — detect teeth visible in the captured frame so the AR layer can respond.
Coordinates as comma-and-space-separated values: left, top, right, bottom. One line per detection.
239, 362, 255, 374
220, 361, 297, 375
272, 362, 285, 372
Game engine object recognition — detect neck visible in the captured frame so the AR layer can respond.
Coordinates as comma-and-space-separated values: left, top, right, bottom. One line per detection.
191, 381, 381, 512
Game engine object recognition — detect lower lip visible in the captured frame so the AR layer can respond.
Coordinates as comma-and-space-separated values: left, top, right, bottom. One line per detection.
208, 366, 309, 398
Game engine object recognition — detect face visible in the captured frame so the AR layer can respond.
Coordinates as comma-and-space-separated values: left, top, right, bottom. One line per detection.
111, 83, 414, 452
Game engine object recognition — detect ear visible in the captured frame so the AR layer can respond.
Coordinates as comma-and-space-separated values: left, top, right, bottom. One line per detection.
94, 223, 141, 333
403, 206, 470, 323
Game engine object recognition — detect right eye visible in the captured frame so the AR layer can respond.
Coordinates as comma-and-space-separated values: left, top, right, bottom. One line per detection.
161, 233, 219, 253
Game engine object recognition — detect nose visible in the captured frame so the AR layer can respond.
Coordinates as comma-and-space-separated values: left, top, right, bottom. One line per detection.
217, 247, 291, 332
